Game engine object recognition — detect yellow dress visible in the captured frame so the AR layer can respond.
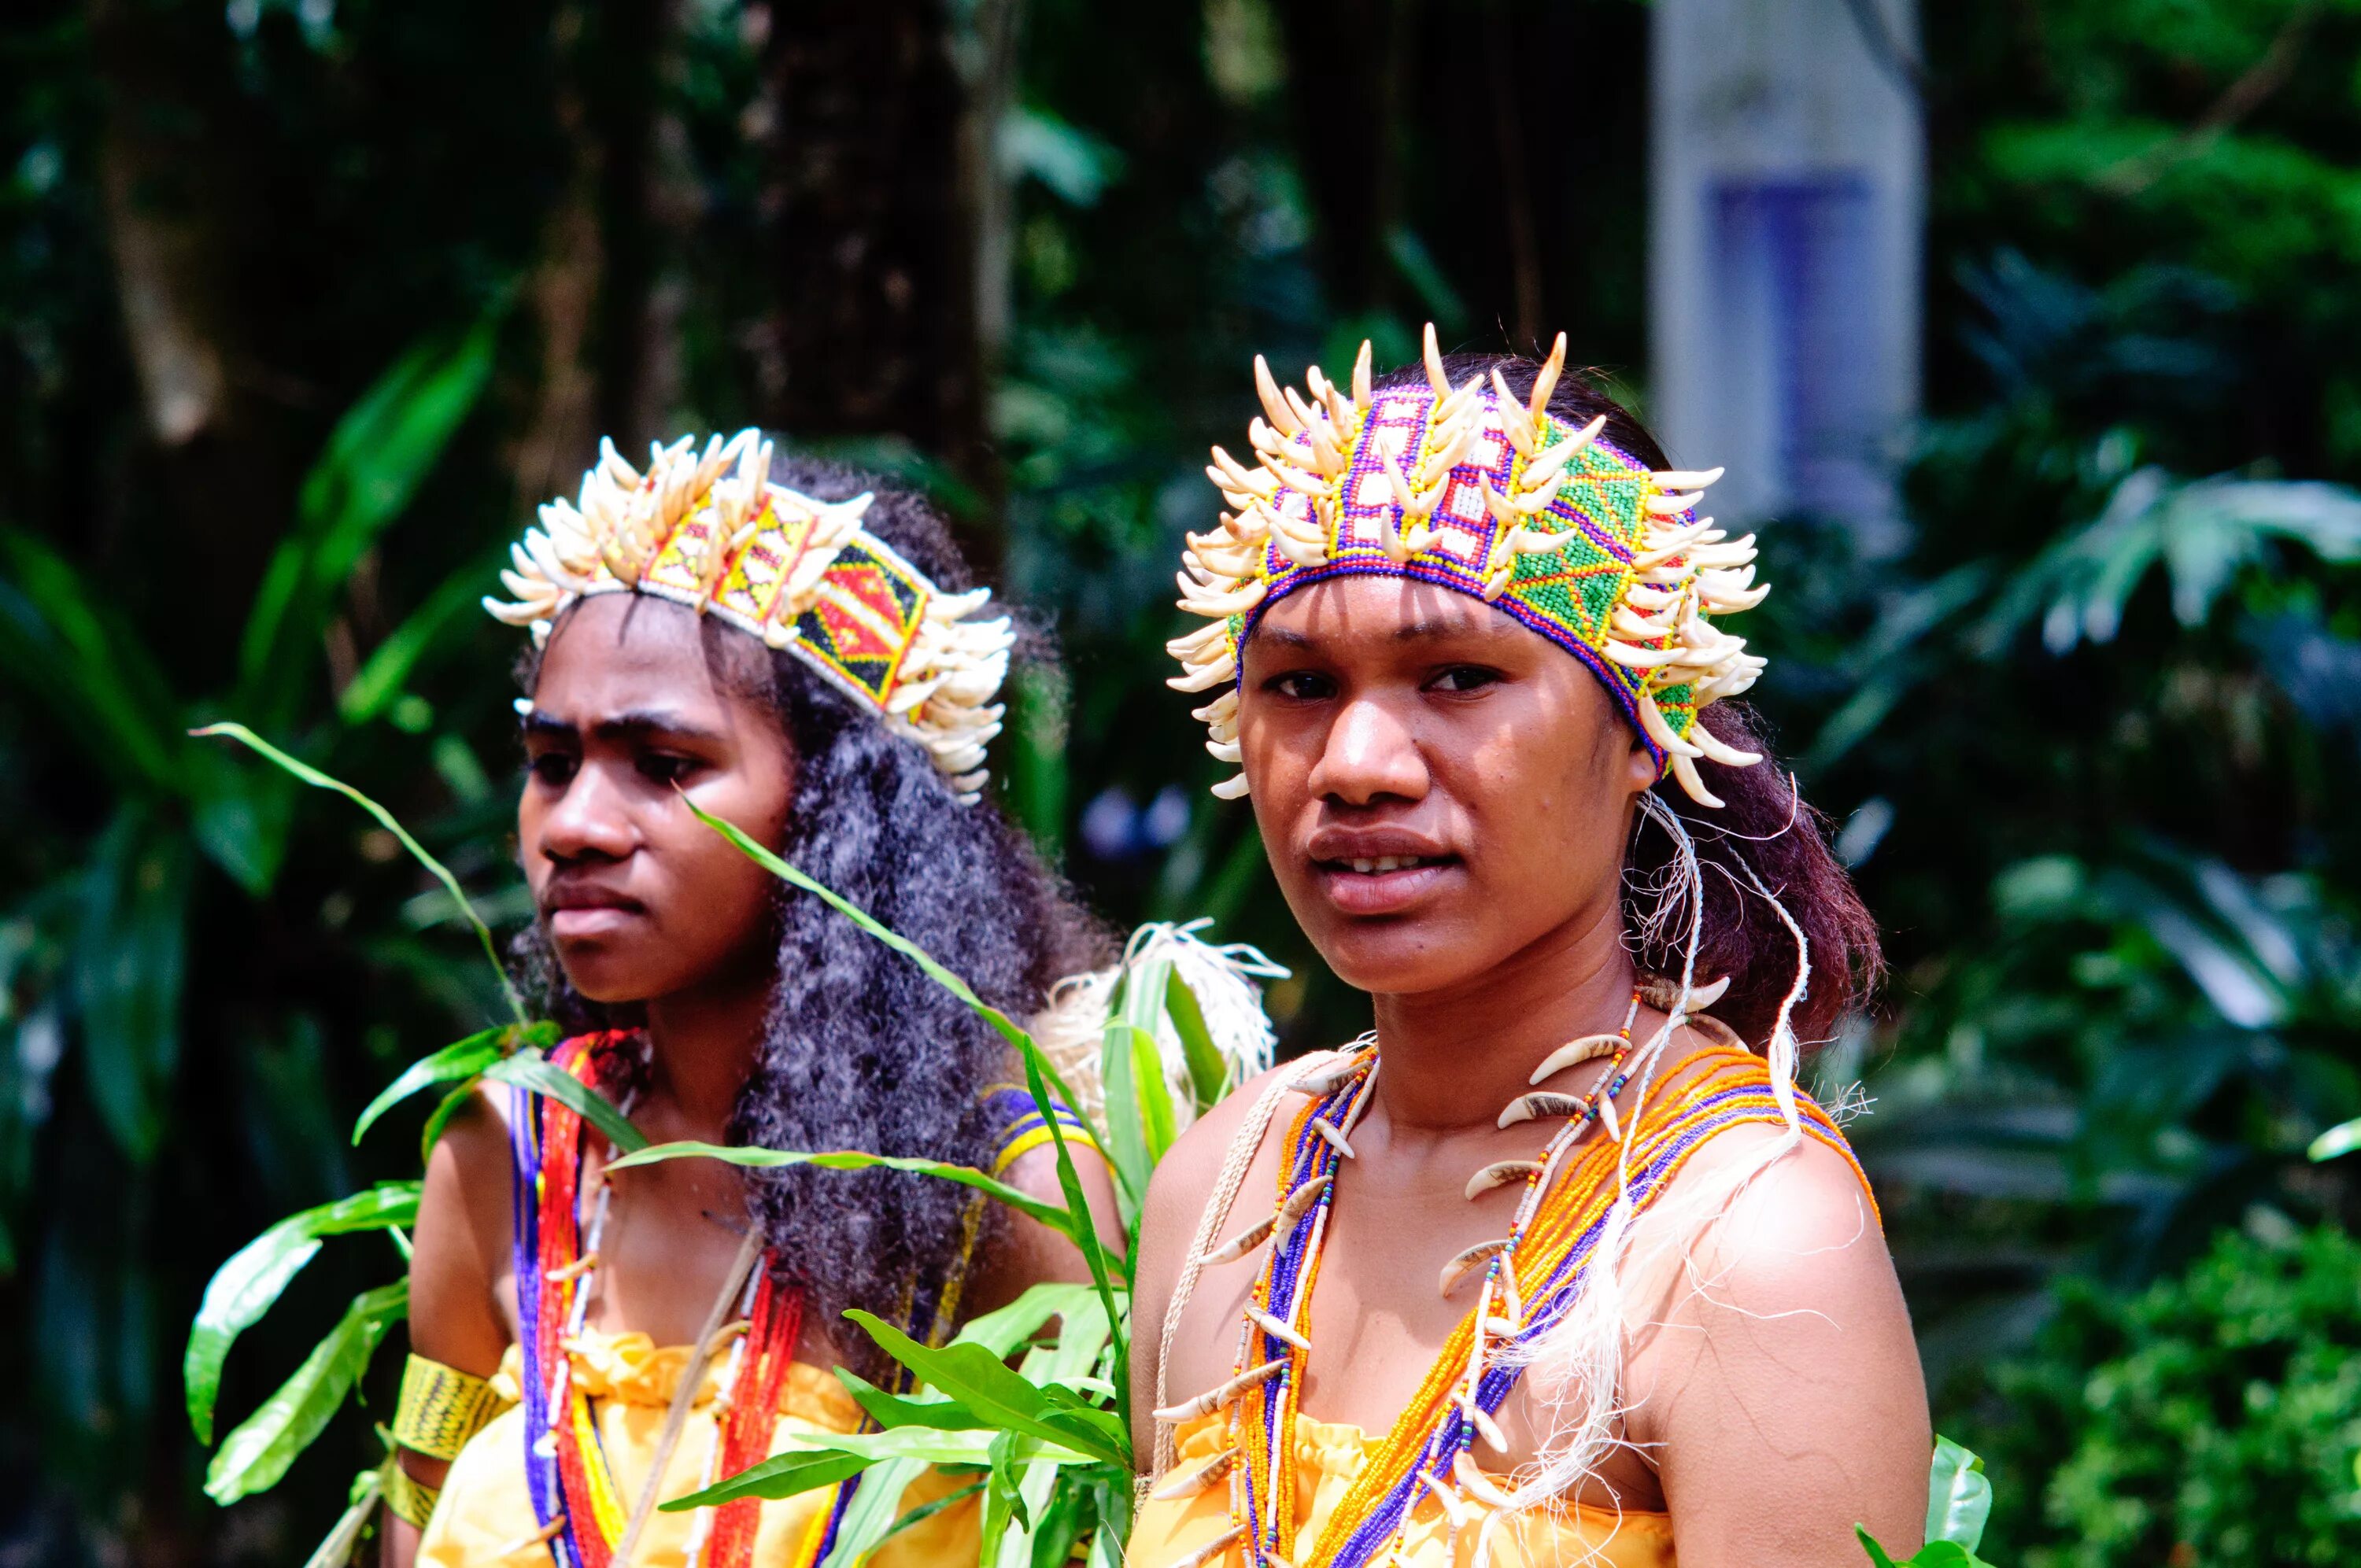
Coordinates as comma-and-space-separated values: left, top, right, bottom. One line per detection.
1129, 1415, 1673, 1568
416, 1328, 980, 1568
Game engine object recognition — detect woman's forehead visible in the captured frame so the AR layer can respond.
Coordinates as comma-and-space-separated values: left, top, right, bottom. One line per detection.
537, 596, 736, 709
1247, 574, 1534, 652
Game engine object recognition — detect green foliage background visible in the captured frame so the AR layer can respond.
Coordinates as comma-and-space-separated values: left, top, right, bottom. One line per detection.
6, 1, 2361, 1564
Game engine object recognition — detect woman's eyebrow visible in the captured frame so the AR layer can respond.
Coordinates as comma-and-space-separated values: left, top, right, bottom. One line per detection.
519, 708, 729, 746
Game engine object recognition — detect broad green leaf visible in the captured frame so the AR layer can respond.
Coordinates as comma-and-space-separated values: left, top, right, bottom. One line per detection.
481, 1053, 646, 1153
844, 1310, 1129, 1468
983, 1430, 1035, 1547
1162, 968, 1227, 1112
1129, 1024, 1177, 1167
1096, 1021, 1153, 1209
74, 808, 193, 1161
192, 724, 526, 1023
1926, 1436, 1993, 1550
238, 317, 498, 721
1856, 1526, 1902, 1568
660, 1450, 872, 1511
2310, 1116, 2361, 1163
338, 560, 498, 726
608, 1142, 1066, 1232
186, 1182, 421, 1442
950, 1284, 1110, 1360
205, 1281, 408, 1503
0, 531, 184, 792
353, 1023, 549, 1146
778, 1427, 1010, 1466
420, 1078, 486, 1164
835, 1369, 988, 1432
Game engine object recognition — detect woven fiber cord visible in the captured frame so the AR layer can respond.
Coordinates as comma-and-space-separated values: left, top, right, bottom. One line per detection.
1151, 1051, 1343, 1477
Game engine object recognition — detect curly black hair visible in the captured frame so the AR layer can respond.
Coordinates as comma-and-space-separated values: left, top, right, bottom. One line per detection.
512, 452, 1110, 1366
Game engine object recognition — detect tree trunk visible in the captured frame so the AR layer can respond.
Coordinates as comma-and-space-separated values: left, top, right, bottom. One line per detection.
749, 0, 1007, 560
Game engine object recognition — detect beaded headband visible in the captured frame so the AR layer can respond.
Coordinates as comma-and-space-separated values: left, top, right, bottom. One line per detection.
1167, 327, 1768, 807
484, 429, 1013, 802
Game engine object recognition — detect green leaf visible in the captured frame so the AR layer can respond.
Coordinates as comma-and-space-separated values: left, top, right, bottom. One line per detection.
983, 1430, 1035, 1543
2308, 1115, 2361, 1163
190, 724, 527, 1024
1856, 1526, 1903, 1568
834, 1369, 989, 1432
338, 559, 498, 726
481, 1053, 646, 1153
205, 1281, 408, 1504
1096, 1021, 1154, 1210
353, 1023, 550, 1146
74, 807, 194, 1161
608, 1142, 1066, 1231
844, 1310, 1129, 1468
420, 1078, 485, 1164
660, 1450, 874, 1511
238, 317, 498, 719
0, 530, 185, 793
1162, 968, 1228, 1112
186, 1182, 421, 1443
1926, 1436, 1993, 1551
949, 1284, 1111, 1360
817, 1456, 936, 1568
686, 800, 1126, 1334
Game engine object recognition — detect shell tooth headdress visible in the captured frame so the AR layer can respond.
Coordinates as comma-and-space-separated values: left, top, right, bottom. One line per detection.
487, 428, 1014, 803
1168, 326, 1769, 807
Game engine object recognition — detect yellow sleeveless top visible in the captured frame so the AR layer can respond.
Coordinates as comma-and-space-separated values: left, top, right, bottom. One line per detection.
1130, 1415, 1673, 1568
415, 1328, 979, 1568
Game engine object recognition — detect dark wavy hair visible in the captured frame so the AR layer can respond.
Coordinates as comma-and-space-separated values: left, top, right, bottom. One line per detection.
512, 452, 1110, 1365
1378, 353, 1884, 1050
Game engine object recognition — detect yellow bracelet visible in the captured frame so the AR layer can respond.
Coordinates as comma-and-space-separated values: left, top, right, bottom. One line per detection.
393, 1353, 502, 1461
384, 1459, 442, 1529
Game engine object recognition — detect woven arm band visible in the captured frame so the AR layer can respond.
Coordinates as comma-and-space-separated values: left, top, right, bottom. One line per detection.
986, 1087, 1103, 1176
393, 1353, 502, 1461
383, 1459, 442, 1529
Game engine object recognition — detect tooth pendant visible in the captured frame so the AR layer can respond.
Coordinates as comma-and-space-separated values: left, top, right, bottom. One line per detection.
1312, 1119, 1355, 1159
1248, 1305, 1311, 1352
1149, 1445, 1238, 1500
1277, 1174, 1332, 1232
1496, 1091, 1588, 1128
1439, 1238, 1512, 1297
1152, 1358, 1288, 1423
1528, 1033, 1628, 1085
1463, 1160, 1543, 1201
1196, 1213, 1275, 1267
1169, 1525, 1244, 1568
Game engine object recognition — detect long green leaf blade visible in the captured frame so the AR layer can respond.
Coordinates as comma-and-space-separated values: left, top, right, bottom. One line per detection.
609, 1141, 1068, 1230
660, 1451, 873, 1511
191, 723, 526, 1024
481, 1053, 646, 1153
352, 1024, 539, 1146
205, 1282, 408, 1503
186, 1182, 421, 1442
844, 1311, 1129, 1468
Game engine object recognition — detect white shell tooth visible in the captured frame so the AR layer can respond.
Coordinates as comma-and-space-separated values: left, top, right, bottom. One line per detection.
1151, 1359, 1287, 1424
1169, 1524, 1244, 1568
1195, 1213, 1275, 1267
1312, 1120, 1355, 1159
1149, 1446, 1239, 1501
1439, 1238, 1511, 1297
1495, 1091, 1587, 1129
1462, 1160, 1543, 1201
1248, 1306, 1310, 1352
1277, 1174, 1332, 1233
1528, 1033, 1628, 1085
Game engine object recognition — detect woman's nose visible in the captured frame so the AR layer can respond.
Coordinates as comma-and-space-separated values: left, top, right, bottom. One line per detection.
1307, 692, 1430, 806
535, 762, 637, 864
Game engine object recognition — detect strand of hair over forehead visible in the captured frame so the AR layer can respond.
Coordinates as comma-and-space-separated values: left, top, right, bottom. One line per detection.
1479, 788, 1811, 1539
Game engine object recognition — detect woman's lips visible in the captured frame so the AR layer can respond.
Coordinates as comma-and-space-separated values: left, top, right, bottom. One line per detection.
549, 906, 642, 939
1312, 856, 1455, 916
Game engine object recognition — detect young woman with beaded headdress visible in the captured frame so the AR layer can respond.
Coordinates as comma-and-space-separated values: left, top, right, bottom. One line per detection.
1126, 333, 1931, 1568
386, 433, 1277, 1568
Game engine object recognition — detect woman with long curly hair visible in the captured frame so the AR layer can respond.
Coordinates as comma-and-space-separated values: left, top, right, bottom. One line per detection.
386, 435, 1136, 1568
1129, 333, 1928, 1567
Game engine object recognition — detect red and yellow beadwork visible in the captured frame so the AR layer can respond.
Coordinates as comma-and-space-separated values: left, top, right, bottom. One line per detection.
486, 430, 1013, 801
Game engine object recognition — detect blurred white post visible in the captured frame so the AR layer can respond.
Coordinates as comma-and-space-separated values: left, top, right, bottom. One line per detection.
1650, 0, 1923, 553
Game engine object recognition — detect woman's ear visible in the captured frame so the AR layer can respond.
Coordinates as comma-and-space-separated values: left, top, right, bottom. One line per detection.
1624, 729, 1661, 796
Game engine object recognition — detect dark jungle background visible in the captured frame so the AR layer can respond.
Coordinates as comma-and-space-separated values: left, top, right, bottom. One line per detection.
6, 2, 2361, 1564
